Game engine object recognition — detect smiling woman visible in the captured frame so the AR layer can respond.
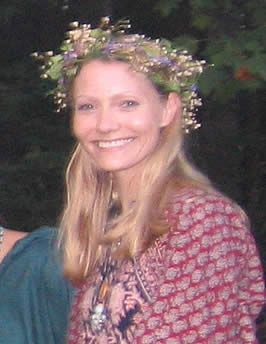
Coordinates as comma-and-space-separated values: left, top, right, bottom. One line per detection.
72, 60, 178, 185
33, 17, 265, 344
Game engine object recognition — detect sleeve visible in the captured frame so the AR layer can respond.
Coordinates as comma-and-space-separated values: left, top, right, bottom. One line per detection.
135, 193, 265, 344
0, 226, 73, 344
32, 227, 74, 344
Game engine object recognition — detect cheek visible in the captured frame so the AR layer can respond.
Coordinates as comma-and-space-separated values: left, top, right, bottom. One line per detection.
72, 117, 82, 139
132, 109, 162, 131
72, 115, 92, 139
138, 116, 163, 136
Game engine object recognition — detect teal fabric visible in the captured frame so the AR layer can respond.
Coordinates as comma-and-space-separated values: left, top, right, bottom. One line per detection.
0, 226, 73, 344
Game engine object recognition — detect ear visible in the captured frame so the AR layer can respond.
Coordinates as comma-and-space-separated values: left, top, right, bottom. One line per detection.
160, 92, 182, 128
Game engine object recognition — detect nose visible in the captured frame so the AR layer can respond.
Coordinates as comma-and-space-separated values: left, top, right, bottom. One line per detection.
96, 106, 119, 133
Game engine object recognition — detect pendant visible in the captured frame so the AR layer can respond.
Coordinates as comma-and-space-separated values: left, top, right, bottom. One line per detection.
91, 303, 107, 332
89, 251, 116, 332
90, 280, 109, 332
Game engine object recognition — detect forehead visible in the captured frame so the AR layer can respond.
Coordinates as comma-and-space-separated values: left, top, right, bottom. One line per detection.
73, 59, 156, 94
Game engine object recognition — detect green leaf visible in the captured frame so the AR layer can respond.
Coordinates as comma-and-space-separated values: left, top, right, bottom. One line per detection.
90, 28, 104, 38
172, 35, 199, 54
154, 0, 182, 17
160, 39, 172, 51
246, 55, 266, 80
61, 41, 74, 52
190, 0, 219, 10
46, 56, 64, 79
198, 68, 226, 96
192, 14, 213, 30
251, 8, 266, 26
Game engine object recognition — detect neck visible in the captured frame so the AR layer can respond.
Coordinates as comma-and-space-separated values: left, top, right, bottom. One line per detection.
112, 172, 139, 210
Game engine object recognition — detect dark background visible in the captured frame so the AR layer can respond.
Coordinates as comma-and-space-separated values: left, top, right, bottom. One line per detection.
0, 0, 265, 339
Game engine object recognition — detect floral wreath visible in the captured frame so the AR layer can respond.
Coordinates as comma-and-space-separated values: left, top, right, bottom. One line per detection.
32, 17, 206, 133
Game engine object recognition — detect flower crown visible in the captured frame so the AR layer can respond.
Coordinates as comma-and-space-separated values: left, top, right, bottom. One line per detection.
32, 17, 206, 133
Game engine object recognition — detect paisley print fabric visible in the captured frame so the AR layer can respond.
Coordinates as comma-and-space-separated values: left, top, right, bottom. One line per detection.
67, 188, 265, 344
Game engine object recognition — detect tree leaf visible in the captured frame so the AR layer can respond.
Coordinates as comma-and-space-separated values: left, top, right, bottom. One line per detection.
154, 0, 183, 17
198, 68, 226, 96
172, 35, 199, 54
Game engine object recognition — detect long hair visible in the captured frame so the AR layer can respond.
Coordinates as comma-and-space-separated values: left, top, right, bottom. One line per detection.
58, 67, 211, 283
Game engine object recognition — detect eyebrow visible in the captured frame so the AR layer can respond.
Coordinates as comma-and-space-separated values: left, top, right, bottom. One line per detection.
75, 92, 143, 102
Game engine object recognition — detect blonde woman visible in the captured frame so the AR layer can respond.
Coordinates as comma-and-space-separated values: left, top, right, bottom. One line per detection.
34, 18, 265, 343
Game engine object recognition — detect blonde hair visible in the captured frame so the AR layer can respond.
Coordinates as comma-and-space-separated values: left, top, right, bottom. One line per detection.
58, 63, 211, 283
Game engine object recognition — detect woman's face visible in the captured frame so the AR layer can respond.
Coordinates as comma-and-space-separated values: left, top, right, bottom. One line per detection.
72, 60, 179, 180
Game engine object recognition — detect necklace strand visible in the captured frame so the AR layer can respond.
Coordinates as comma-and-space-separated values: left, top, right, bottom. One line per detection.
89, 248, 117, 332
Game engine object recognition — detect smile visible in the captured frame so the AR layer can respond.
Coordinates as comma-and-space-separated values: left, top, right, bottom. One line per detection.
97, 138, 134, 148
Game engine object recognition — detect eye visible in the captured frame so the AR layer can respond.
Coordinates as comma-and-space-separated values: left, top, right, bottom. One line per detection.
76, 103, 95, 111
121, 100, 139, 108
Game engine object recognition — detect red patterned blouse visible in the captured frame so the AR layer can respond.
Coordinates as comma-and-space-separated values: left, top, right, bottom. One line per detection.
67, 188, 265, 344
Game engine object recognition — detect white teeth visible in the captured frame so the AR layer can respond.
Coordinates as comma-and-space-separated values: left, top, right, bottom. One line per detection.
97, 138, 133, 148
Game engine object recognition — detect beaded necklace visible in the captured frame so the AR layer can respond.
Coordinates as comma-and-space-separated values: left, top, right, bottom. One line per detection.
88, 247, 118, 332
84, 198, 121, 333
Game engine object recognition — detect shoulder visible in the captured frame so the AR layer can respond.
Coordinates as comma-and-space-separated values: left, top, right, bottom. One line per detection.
0, 226, 61, 278
165, 186, 249, 234
0, 225, 73, 298
135, 188, 265, 343
3, 226, 57, 262
159, 186, 255, 262
166, 186, 247, 219
0, 229, 27, 264
147, 186, 264, 300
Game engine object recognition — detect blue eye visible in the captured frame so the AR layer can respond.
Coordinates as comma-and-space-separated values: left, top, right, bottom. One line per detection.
121, 100, 139, 108
77, 103, 94, 111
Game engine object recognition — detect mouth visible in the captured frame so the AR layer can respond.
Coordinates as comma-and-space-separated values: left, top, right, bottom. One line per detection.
96, 138, 134, 148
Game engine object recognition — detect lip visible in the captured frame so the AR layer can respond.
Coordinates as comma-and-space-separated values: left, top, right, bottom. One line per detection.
95, 137, 134, 149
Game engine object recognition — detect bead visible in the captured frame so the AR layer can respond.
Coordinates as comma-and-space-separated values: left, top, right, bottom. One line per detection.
98, 280, 109, 302
94, 303, 104, 314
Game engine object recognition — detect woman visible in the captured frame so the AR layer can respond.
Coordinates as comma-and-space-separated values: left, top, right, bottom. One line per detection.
0, 225, 73, 344
34, 18, 265, 343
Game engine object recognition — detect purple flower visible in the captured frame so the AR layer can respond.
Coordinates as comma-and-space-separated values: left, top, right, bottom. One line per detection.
151, 55, 172, 66
58, 77, 64, 85
64, 51, 78, 64
73, 43, 84, 56
103, 40, 116, 54
189, 83, 198, 92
